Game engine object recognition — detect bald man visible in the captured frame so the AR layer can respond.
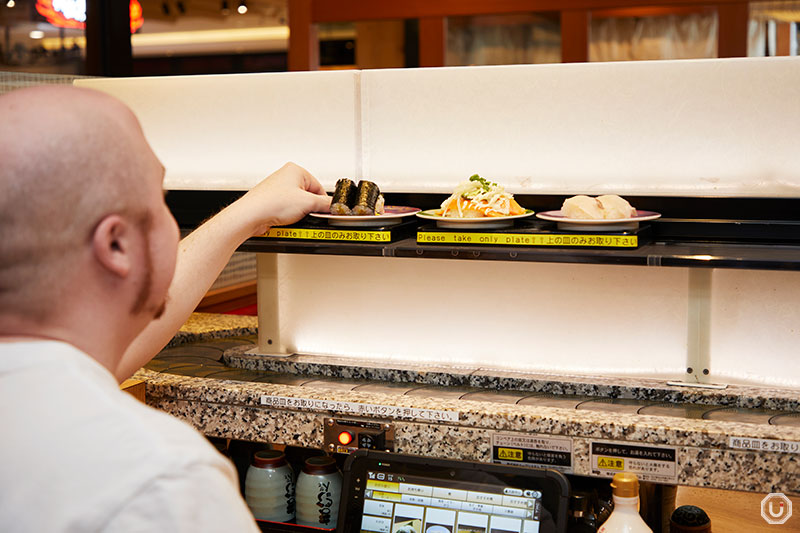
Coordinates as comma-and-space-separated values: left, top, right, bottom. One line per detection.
0, 86, 330, 531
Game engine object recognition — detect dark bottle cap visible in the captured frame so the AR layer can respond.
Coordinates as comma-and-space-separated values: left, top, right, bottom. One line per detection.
670, 505, 711, 533
570, 493, 591, 517
252, 450, 288, 468
302, 455, 338, 475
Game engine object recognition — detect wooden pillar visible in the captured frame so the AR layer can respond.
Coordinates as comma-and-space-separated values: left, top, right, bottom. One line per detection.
3, 26, 10, 65
561, 10, 589, 63
288, 0, 319, 71
419, 16, 447, 67
776, 22, 792, 56
356, 21, 406, 69
85, 0, 132, 76
717, 2, 749, 58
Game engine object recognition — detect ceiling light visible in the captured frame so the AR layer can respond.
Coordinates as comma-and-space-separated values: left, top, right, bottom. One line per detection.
237, 0, 247, 14
221, 0, 229, 15
29, 30, 45, 39
6, 0, 15, 7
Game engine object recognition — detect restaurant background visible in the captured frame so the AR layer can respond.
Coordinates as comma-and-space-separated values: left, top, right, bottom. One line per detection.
1, 0, 799, 77
4, 0, 798, 309
3, 2, 800, 533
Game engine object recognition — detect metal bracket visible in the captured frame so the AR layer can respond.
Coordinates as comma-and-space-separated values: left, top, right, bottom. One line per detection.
667, 268, 727, 390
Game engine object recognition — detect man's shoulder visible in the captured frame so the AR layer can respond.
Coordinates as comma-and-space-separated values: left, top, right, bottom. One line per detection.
114, 388, 222, 459
5, 341, 220, 458
0, 341, 239, 532
2, 340, 228, 473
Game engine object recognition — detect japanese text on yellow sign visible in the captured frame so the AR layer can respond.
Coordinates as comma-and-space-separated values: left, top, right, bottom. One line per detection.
261, 228, 391, 242
497, 447, 524, 461
597, 457, 625, 470
418, 232, 637, 247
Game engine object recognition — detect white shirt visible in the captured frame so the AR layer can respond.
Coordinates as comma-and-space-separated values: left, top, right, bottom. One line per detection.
0, 340, 260, 532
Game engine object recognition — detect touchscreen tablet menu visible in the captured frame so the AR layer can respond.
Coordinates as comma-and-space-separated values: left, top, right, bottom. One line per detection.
359, 470, 543, 533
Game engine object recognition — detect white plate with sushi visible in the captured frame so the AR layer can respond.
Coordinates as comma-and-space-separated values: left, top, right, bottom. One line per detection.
310, 206, 421, 227
416, 209, 535, 229
536, 210, 661, 231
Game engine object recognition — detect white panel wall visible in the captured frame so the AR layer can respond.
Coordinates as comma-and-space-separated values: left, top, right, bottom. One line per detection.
76, 71, 360, 190
710, 269, 800, 386
362, 58, 800, 196
277, 255, 689, 380
274, 256, 800, 386
77, 58, 800, 196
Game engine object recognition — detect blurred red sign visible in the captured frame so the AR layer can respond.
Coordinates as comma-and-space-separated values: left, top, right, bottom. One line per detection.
36, 0, 144, 33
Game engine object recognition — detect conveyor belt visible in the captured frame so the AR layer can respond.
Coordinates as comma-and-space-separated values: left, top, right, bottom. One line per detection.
146, 337, 800, 427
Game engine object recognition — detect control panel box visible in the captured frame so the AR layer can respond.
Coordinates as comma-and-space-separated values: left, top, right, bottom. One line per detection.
323, 418, 395, 454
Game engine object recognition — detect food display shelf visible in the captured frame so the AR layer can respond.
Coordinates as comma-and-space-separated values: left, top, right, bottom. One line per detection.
171, 192, 800, 271
240, 236, 800, 272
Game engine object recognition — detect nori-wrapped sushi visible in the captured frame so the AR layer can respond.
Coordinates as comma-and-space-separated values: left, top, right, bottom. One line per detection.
351, 180, 381, 215
330, 178, 357, 215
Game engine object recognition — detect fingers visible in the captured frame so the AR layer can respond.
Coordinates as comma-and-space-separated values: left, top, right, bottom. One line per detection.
303, 175, 327, 196
276, 162, 327, 196
263, 162, 330, 214
308, 190, 332, 213
292, 163, 327, 196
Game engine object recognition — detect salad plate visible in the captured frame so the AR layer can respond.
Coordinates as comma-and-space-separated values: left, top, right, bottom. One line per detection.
416, 209, 535, 229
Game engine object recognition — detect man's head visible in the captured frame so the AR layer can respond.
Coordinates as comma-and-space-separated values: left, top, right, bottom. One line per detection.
0, 86, 178, 355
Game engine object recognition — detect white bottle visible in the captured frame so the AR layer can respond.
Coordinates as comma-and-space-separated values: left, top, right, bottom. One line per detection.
295, 456, 342, 529
598, 472, 653, 533
244, 450, 295, 522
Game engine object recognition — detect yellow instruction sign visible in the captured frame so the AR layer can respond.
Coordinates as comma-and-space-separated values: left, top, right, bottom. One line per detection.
497, 447, 524, 461
261, 227, 391, 242
596, 457, 625, 470
590, 441, 678, 483
417, 232, 637, 248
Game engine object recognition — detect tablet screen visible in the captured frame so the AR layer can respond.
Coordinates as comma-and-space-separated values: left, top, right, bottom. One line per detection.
339, 451, 568, 533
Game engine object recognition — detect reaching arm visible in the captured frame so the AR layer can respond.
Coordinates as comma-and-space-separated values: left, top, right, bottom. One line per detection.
114, 162, 330, 382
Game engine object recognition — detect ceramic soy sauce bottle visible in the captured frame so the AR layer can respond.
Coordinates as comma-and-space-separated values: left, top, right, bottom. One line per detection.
295, 455, 342, 529
244, 450, 295, 523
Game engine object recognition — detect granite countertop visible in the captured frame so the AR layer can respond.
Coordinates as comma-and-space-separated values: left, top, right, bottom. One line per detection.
166, 312, 257, 347
138, 313, 800, 495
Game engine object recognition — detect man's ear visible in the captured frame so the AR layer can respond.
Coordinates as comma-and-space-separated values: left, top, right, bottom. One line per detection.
92, 214, 134, 278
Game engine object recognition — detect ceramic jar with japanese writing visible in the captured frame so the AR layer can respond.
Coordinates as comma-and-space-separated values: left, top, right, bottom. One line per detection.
295, 455, 342, 529
244, 450, 296, 523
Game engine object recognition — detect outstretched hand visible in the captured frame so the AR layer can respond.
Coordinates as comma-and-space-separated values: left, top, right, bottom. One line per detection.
236, 162, 331, 236
117, 162, 328, 380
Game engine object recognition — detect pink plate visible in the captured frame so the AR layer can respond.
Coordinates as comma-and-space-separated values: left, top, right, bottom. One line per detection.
536, 210, 660, 231
309, 206, 420, 227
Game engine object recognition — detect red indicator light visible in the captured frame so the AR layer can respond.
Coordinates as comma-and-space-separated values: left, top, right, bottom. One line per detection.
338, 431, 354, 446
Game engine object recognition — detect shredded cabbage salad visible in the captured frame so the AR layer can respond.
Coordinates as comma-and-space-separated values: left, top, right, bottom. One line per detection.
440, 174, 518, 217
